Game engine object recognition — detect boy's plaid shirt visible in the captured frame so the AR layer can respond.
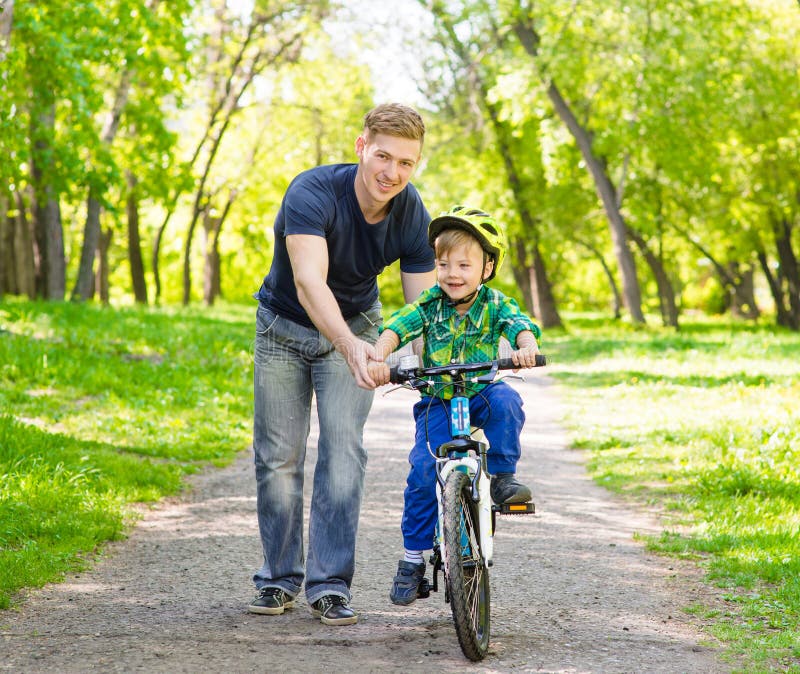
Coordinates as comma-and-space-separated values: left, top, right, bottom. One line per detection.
381, 284, 542, 398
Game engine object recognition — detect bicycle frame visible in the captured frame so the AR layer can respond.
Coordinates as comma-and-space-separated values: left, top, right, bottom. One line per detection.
433, 391, 495, 568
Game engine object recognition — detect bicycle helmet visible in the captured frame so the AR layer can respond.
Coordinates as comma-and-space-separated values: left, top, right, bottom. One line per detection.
427, 205, 506, 282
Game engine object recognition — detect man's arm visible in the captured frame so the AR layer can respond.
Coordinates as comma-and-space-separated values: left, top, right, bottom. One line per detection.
400, 269, 435, 357
286, 233, 377, 389
400, 269, 435, 303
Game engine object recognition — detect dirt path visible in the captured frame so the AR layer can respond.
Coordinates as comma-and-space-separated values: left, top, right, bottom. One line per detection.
0, 375, 732, 673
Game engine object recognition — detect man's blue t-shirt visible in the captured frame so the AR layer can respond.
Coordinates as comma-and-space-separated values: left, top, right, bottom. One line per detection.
256, 163, 435, 327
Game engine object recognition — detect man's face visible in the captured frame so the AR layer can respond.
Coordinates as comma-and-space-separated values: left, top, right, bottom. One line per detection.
354, 131, 422, 214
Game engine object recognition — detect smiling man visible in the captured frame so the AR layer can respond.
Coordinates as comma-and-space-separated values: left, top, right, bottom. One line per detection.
249, 104, 436, 626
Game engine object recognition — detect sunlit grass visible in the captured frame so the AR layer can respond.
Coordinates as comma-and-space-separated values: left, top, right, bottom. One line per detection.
3, 300, 800, 671
0, 298, 254, 608
545, 314, 800, 672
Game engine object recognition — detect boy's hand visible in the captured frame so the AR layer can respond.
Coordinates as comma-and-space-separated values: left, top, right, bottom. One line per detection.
510, 344, 540, 369
367, 360, 391, 386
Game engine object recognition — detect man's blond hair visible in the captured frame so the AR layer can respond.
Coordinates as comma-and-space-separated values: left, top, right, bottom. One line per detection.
363, 103, 425, 146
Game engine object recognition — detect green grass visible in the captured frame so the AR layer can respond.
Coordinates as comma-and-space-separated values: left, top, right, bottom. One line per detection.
3, 301, 800, 672
545, 314, 800, 673
0, 298, 254, 609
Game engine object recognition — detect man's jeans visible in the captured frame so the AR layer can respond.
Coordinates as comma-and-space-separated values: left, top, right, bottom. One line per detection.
252, 302, 380, 604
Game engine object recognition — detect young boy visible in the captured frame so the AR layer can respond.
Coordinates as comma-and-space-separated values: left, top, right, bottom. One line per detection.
367, 205, 542, 606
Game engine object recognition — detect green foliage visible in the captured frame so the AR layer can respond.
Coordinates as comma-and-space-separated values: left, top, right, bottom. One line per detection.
548, 314, 800, 670
4, 0, 799, 325
0, 298, 252, 607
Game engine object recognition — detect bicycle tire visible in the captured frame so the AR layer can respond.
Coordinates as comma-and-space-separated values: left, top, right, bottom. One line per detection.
442, 470, 490, 661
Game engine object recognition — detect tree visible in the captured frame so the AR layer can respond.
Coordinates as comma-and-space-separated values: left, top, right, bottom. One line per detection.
70, 0, 194, 302
171, 0, 329, 306
509, 5, 645, 324
423, 0, 563, 327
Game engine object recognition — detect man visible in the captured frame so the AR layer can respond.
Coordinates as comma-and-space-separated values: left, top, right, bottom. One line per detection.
249, 103, 436, 626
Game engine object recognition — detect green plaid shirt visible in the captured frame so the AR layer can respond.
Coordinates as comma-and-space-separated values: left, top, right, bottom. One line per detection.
381, 284, 542, 398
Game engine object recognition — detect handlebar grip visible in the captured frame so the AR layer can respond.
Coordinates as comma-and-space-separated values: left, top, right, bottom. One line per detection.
388, 366, 401, 384
497, 354, 547, 370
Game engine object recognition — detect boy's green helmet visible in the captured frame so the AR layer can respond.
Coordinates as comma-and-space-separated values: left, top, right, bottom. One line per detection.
427, 205, 506, 282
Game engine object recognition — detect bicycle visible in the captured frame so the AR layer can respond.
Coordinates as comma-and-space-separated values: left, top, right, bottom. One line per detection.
388, 353, 547, 661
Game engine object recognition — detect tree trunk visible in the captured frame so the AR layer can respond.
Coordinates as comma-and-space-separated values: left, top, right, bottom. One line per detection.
95, 228, 112, 304
72, 68, 133, 301
151, 210, 172, 303
511, 237, 534, 313
30, 99, 65, 300
202, 213, 221, 306
0, 2, 14, 298
72, 193, 102, 301
626, 227, 680, 328
724, 262, 759, 320
126, 172, 148, 304
13, 190, 37, 298
513, 19, 645, 324
528, 244, 562, 328
773, 215, 799, 328
202, 191, 235, 306
757, 249, 797, 330
0, 194, 11, 296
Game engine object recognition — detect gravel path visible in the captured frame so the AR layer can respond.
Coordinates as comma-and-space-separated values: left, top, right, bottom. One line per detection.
0, 375, 733, 673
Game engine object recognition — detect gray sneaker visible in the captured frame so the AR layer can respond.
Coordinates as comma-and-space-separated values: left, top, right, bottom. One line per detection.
248, 587, 295, 615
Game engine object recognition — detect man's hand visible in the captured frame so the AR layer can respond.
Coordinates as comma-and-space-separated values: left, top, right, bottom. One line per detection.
336, 336, 379, 390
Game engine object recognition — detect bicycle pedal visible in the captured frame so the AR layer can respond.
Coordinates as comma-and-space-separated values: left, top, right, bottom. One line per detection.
417, 578, 432, 599
493, 501, 535, 515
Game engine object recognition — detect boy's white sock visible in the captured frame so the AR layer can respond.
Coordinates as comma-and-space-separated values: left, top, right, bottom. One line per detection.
403, 549, 424, 565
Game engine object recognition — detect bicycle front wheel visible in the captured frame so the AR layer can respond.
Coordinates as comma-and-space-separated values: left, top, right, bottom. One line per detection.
442, 470, 490, 661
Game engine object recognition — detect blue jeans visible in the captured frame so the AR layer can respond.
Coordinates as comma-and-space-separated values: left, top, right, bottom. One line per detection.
252, 302, 380, 604
401, 381, 525, 551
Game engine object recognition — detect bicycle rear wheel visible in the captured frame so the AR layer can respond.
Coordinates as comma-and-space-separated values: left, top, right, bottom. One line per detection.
442, 470, 490, 661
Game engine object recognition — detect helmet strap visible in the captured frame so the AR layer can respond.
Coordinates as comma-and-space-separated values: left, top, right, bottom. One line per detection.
445, 287, 480, 308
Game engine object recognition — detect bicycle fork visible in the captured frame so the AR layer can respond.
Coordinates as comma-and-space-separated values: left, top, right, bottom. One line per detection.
433, 394, 495, 579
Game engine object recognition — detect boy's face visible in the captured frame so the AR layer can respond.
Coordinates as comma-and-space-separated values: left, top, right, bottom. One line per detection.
435, 238, 493, 309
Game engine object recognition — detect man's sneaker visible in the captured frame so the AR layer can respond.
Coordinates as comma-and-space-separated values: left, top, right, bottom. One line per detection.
389, 560, 430, 606
248, 587, 295, 615
310, 595, 358, 626
490, 473, 532, 504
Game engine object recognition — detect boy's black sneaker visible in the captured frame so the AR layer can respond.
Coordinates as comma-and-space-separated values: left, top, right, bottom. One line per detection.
248, 587, 295, 615
389, 560, 430, 606
310, 594, 358, 626
490, 473, 532, 504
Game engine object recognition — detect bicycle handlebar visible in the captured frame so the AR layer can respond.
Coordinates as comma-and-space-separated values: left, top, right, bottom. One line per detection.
389, 354, 546, 385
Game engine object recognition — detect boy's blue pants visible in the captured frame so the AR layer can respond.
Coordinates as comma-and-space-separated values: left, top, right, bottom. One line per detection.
401, 381, 525, 551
